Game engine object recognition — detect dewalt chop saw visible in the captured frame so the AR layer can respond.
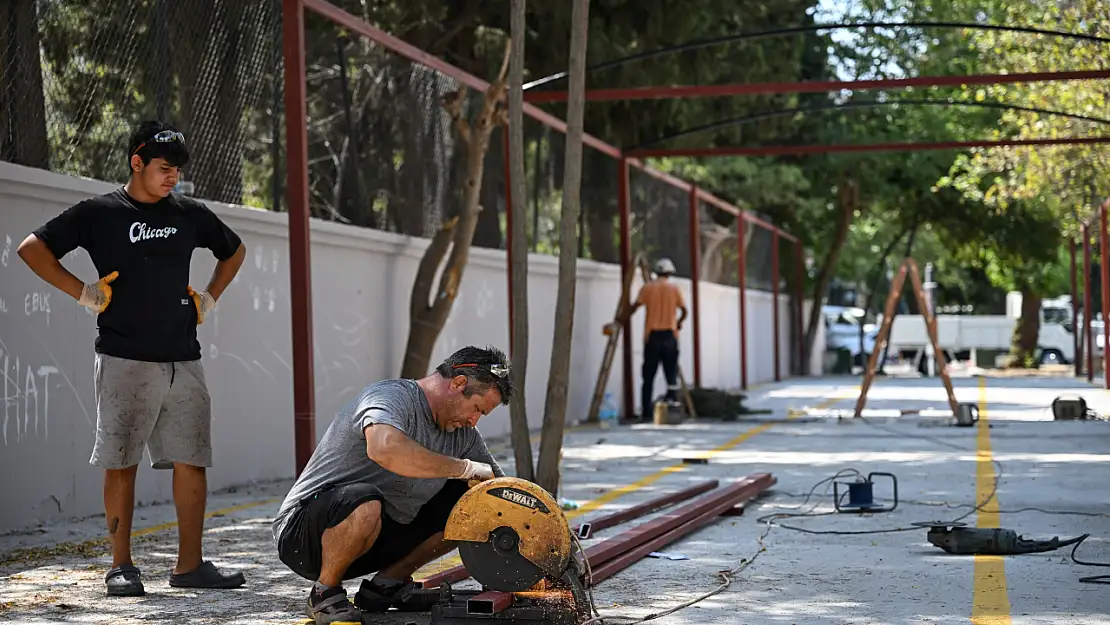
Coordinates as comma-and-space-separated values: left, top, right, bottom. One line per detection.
428, 477, 592, 625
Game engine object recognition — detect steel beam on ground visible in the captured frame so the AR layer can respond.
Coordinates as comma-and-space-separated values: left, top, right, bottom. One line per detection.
523, 69, 1110, 103
629, 137, 1110, 159
576, 480, 720, 539
282, 0, 316, 475
585, 474, 776, 583
583, 474, 775, 567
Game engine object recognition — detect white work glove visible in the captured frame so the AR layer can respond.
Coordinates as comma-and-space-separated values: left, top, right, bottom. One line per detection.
457, 459, 495, 481
187, 286, 217, 324
78, 271, 119, 313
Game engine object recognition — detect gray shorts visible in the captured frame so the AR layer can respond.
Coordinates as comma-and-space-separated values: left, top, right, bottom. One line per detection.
91, 353, 212, 470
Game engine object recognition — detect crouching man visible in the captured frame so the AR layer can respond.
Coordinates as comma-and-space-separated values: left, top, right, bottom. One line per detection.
272, 346, 512, 624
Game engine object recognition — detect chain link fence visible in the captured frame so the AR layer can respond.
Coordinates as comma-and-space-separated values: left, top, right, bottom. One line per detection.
628, 167, 693, 278
1, 0, 282, 207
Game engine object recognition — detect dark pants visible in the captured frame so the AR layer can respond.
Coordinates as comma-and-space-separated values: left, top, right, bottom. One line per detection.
641, 330, 679, 417
277, 480, 469, 582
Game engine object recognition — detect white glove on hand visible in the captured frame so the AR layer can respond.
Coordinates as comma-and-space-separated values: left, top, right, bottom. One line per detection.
78, 271, 118, 313
187, 286, 217, 324
457, 459, 495, 481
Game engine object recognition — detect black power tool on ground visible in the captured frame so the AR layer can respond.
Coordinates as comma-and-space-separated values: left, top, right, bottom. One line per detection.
914, 521, 1087, 555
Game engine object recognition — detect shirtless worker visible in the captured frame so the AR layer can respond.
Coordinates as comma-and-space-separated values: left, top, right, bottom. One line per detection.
272, 345, 513, 624
17, 120, 248, 596
626, 258, 688, 421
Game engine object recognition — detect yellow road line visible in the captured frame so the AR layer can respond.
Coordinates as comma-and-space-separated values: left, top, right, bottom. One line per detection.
971, 377, 1011, 625
414, 386, 857, 578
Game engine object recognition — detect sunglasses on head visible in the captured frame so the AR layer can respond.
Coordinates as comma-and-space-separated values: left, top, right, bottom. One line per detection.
132, 130, 186, 156
454, 363, 511, 379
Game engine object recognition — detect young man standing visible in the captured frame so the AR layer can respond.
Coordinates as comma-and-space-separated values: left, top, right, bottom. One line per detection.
17, 120, 248, 597
626, 258, 688, 420
273, 346, 512, 625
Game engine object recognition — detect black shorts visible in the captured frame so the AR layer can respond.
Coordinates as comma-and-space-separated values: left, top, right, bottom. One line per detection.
277, 480, 469, 582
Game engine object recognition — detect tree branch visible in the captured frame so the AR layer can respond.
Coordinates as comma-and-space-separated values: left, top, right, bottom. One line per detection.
410, 216, 460, 321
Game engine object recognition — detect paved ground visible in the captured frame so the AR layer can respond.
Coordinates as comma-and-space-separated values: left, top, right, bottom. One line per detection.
2, 375, 1109, 624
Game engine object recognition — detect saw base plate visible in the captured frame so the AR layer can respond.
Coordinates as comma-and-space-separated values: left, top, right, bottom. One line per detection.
427, 588, 580, 625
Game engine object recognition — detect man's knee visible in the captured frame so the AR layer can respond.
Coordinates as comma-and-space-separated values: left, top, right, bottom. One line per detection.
338, 499, 383, 537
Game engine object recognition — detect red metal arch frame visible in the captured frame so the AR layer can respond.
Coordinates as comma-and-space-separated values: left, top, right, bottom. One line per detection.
280, 0, 806, 469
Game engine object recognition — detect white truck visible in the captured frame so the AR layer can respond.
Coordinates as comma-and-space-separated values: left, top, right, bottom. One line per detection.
885, 295, 1103, 370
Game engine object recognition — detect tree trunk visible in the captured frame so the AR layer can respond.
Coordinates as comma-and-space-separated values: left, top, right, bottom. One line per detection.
507, 0, 535, 482
399, 46, 511, 379
535, 0, 590, 497
0, 0, 50, 169
1010, 288, 1042, 368
802, 179, 857, 375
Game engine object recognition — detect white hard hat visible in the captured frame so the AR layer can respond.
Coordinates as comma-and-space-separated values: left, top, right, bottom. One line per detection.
654, 257, 676, 276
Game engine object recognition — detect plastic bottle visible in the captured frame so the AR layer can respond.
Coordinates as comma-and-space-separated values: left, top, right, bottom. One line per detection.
599, 392, 618, 430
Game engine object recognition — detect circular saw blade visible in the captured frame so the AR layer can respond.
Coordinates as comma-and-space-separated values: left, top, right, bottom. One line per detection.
459, 527, 546, 592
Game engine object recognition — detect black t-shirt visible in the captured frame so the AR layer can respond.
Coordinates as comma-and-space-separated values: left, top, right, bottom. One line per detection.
33, 188, 243, 362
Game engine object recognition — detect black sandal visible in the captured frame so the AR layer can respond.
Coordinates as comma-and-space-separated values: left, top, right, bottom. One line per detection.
168, 561, 246, 589
105, 564, 145, 597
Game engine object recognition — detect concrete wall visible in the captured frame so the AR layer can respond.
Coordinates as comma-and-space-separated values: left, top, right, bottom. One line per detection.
0, 162, 818, 533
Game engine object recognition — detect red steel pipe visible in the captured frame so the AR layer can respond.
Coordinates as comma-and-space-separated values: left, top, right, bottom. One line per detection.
618, 157, 634, 419
1102, 202, 1110, 388
588, 479, 774, 584
771, 231, 781, 382
1084, 226, 1094, 383
1070, 238, 1079, 377
629, 137, 1110, 159
467, 591, 514, 615
282, 0, 316, 475
585, 474, 776, 582
794, 241, 805, 376
737, 217, 748, 390
689, 187, 702, 388
523, 69, 1110, 103
576, 480, 720, 539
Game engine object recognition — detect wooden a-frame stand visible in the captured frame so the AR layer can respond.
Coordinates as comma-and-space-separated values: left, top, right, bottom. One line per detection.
854, 257, 960, 418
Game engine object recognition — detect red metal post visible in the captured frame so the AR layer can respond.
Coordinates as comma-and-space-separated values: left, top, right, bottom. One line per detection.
794, 241, 805, 376
629, 137, 1110, 159
1084, 226, 1094, 382
771, 230, 781, 382
524, 70, 1110, 103
1102, 202, 1110, 388
737, 217, 748, 390
618, 157, 634, 418
1070, 238, 1078, 377
689, 187, 702, 388
282, 0, 316, 475
503, 129, 514, 355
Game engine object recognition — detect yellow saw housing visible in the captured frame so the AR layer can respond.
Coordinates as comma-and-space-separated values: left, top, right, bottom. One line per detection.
444, 477, 572, 579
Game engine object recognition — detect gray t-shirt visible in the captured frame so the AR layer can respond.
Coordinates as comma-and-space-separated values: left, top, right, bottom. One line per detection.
272, 378, 505, 540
